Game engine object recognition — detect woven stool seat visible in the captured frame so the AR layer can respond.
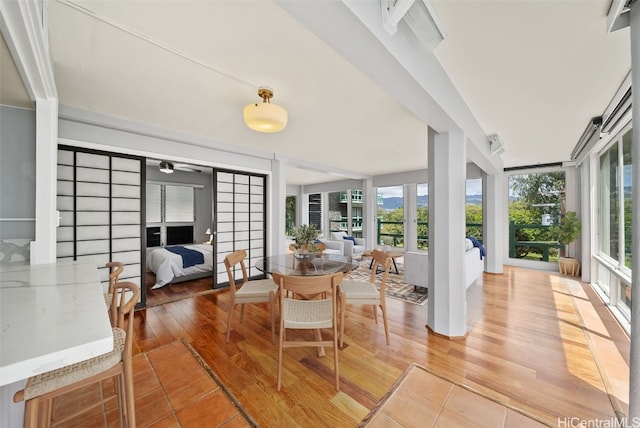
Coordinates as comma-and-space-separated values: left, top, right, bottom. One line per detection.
14, 281, 139, 428
22, 327, 125, 401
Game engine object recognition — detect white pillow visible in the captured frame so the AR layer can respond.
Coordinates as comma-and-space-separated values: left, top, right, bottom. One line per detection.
331, 231, 347, 241
465, 238, 474, 251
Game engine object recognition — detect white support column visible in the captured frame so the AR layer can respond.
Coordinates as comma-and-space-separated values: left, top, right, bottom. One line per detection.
270, 158, 287, 256
29, 98, 58, 264
427, 128, 467, 337
579, 160, 592, 283
628, 0, 640, 421
483, 171, 504, 274
363, 178, 376, 249
298, 187, 308, 226
404, 183, 418, 252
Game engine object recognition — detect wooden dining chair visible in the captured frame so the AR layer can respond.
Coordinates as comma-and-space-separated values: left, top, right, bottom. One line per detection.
105, 261, 124, 326
14, 281, 140, 428
338, 249, 392, 347
272, 271, 343, 391
224, 249, 278, 344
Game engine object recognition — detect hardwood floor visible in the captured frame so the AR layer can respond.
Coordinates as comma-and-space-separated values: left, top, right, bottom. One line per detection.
131, 266, 629, 427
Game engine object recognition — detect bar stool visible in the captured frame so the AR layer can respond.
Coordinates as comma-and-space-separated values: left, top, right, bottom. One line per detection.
14, 281, 140, 428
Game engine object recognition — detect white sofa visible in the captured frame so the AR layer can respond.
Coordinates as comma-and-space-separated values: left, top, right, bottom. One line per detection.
404, 239, 485, 290
327, 231, 365, 259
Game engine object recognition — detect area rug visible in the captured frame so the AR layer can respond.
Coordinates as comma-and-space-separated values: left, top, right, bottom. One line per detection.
347, 259, 428, 306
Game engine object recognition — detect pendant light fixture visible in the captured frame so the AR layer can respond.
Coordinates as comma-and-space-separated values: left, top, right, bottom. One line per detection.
243, 87, 288, 133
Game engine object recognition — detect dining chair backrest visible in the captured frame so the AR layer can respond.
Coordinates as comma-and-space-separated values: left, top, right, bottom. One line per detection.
105, 261, 124, 325
272, 270, 343, 299
224, 249, 249, 290
112, 281, 140, 338
370, 250, 392, 291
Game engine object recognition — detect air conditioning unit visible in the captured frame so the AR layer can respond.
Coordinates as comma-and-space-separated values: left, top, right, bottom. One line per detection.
381, 0, 446, 51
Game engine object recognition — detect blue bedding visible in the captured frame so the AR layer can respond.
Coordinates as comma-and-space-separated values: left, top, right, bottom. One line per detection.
165, 245, 205, 268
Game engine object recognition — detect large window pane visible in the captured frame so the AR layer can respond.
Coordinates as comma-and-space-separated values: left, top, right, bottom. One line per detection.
146, 183, 161, 223
285, 195, 296, 235
165, 185, 194, 222
508, 171, 565, 261
599, 143, 619, 260
417, 183, 428, 250
377, 185, 404, 248
623, 130, 632, 269
466, 178, 483, 241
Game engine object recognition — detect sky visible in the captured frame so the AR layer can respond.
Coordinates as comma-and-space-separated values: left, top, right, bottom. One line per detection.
377, 179, 482, 198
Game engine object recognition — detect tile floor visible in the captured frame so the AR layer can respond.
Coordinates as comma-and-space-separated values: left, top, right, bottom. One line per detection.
360, 363, 548, 428
51, 341, 254, 427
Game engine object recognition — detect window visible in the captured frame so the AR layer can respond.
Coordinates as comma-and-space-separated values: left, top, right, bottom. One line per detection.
286, 195, 296, 236
165, 185, 194, 222
308, 193, 322, 231
417, 183, 428, 250
591, 123, 632, 328
377, 185, 404, 248
466, 178, 483, 242
145, 183, 195, 246
327, 190, 363, 238
599, 143, 619, 260
508, 171, 565, 262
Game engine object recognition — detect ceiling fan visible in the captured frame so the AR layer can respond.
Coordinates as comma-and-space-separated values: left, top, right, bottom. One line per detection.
148, 159, 205, 174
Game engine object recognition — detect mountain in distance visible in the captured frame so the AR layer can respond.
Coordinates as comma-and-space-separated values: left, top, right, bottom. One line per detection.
380, 194, 482, 210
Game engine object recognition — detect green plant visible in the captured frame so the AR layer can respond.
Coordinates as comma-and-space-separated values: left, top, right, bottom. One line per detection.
290, 224, 321, 251
550, 211, 581, 256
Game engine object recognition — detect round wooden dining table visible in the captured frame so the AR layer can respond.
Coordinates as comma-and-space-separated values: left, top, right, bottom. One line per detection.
255, 253, 358, 276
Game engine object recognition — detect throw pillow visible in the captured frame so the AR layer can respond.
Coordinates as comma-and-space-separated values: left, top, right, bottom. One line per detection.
343, 236, 356, 244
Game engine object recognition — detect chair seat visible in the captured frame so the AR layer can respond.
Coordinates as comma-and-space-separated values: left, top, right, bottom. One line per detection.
22, 327, 125, 401
339, 280, 381, 305
283, 298, 333, 329
235, 279, 278, 303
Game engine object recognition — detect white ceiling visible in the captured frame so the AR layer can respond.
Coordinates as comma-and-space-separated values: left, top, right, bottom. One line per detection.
3, 0, 631, 185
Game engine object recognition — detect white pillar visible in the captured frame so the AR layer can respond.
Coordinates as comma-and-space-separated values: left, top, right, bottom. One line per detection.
270, 158, 287, 256
628, 0, 640, 420
579, 160, 592, 283
427, 128, 467, 337
29, 98, 58, 264
404, 183, 418, 252
483, 171, 504, 274
363, 178, 376, 249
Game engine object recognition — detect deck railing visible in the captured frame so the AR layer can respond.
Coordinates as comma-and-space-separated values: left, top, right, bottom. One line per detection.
508, 220, 561, 261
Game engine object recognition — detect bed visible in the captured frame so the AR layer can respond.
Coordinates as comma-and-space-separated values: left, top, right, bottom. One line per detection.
146, 244, 214, 289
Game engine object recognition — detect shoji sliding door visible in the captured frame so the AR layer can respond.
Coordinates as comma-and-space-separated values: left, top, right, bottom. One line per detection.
57, 146, 145, 306
214, 170, 266, 288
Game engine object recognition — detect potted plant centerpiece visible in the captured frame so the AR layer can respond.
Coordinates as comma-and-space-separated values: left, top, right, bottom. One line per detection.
290, 224, 321, 260
550, 210, 582, 276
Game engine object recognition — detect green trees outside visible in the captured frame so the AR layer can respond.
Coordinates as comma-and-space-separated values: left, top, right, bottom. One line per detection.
377, 203, 483, 250
509, 171, 566, 260
285, 195, 296, 236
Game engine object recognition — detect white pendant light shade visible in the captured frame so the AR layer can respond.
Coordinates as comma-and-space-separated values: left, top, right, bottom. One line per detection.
243, 87, 288, 133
